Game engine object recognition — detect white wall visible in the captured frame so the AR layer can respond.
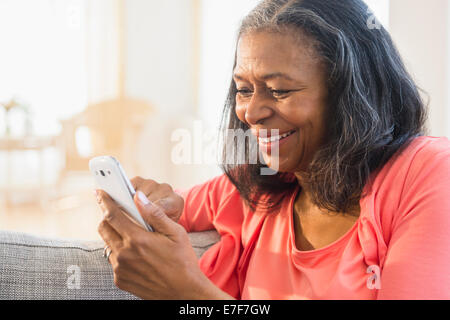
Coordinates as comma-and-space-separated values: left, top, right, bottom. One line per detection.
125, 0, 224, 189
125, 0, 195, 116
197, 0, 260, 130
389, 0, 450, 138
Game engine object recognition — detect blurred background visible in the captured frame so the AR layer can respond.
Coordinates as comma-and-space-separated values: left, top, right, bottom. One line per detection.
0, 0, 448, 240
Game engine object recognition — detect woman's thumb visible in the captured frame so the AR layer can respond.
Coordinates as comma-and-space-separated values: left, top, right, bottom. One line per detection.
134, 191, 176, 236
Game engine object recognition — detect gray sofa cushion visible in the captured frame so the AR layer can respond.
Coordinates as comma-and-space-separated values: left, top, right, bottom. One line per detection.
0, 230, 220, 300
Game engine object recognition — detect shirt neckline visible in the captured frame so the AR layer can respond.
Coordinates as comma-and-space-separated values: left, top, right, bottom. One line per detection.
288, 186, 362, 257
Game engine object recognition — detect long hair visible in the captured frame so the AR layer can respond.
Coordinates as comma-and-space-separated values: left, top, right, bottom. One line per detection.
219, 0, 428, 213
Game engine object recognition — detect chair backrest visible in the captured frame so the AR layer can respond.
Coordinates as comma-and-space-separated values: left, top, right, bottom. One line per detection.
59, 97, 153, 173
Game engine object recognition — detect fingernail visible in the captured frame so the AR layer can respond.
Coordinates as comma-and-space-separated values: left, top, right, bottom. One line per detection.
94, 190, 101, 203
137, 191, 150, 205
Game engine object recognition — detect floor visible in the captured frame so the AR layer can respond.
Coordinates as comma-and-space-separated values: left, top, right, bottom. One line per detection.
0, 172, 103, 241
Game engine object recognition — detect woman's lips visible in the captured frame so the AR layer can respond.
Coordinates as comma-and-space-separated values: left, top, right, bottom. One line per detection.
258, 129, 297, 152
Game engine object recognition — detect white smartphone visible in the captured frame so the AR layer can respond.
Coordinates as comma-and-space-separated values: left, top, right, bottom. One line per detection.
89, 156, 153, 231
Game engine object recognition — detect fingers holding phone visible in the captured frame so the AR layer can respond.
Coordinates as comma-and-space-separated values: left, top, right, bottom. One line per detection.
130, 176, 184, 223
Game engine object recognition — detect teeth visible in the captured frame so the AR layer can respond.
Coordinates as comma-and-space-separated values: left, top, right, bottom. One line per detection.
259, 130, 294, 143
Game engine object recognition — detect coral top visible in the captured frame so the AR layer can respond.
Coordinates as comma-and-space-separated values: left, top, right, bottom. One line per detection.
177, 136, 450, 299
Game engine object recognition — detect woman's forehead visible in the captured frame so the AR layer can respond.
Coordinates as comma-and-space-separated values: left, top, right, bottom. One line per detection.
237, 29, 319, 57
234, 31, 324, 81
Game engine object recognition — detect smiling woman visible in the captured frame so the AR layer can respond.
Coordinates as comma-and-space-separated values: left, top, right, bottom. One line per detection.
95, 0, 450, 301
175, 0, 450, 299
221, 0, 426, 214
233, 30, 329, 176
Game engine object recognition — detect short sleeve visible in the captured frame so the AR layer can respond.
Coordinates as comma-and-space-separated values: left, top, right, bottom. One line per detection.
176, 174, 240, 232
175, 178, 215, 232
175, 175, 243, 232
377, 138, 450, 299
176, 174, 246, 299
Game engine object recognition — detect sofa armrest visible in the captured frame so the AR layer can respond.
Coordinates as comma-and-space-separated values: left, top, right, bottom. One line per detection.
0, 229, 220, 300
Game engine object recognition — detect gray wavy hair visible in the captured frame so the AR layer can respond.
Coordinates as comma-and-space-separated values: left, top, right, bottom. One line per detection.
220, 0, 427, 213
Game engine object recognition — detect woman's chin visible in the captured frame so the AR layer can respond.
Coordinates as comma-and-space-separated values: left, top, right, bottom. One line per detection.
261, 155, 297, 174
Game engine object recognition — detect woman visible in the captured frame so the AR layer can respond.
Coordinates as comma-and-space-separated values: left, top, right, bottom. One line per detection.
96, 0, 450, 299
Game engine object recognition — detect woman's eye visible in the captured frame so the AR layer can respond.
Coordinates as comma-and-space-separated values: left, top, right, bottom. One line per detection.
236, 89, 253, 97
236, 88, 295, 99
270, 89, 291, 97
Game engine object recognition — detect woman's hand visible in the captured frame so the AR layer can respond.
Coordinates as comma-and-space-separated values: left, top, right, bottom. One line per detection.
95, 189, 233, 300
130, 176, 184, 223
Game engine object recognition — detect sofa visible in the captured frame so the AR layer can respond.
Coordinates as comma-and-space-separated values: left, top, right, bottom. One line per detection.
0, 229, 220, 299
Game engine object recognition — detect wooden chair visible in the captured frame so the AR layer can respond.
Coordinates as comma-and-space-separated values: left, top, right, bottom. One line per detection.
57, 97, 153, 182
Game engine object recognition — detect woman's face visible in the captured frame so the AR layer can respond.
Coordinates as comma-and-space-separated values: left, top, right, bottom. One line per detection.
234, 30, 329, 173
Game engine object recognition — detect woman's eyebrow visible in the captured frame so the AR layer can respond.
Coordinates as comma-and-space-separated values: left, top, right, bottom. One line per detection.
233, 72, 296, 82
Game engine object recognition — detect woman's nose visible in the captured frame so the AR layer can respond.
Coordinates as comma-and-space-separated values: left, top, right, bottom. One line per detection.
244, 90, 274, 126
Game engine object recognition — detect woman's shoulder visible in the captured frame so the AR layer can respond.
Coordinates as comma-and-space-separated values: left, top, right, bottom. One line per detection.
362, 135, 450, 217
365, 135, 450, 223
359, 136, 450, 254
390, 135, 450, 180
369, 135, 450, 185
401, 135, 450, 159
